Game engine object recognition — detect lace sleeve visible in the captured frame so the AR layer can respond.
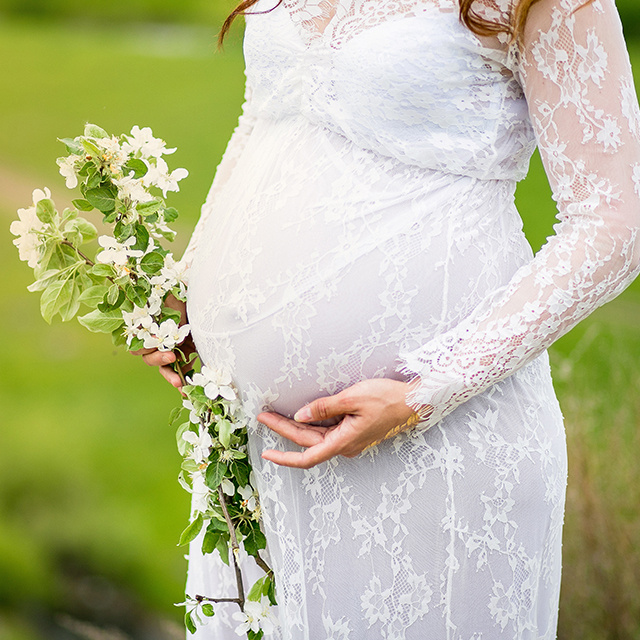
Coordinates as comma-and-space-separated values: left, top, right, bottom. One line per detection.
398, 0, 640, 427
181, 82, 258, 268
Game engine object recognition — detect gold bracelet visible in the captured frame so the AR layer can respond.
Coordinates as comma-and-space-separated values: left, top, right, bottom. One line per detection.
362, 405, 434, 453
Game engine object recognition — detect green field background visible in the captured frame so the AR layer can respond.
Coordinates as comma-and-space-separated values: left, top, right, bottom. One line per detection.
1, 5, 640, 640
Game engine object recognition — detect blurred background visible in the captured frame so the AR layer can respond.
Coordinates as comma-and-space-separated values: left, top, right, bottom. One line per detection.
0, 1, 639, 639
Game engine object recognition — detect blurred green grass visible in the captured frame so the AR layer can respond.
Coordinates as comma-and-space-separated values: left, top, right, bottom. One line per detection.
1, 15, 640, 640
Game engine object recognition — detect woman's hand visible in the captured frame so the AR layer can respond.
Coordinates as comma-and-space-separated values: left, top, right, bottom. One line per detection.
131, 293, 196, 391
258, 378, 415, 469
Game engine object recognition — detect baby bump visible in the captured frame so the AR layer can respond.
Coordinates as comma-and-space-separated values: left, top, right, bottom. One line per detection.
187, 125, 531, 416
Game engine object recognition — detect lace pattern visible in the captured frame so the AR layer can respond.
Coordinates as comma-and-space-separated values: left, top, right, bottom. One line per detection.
183, 0, 640, 637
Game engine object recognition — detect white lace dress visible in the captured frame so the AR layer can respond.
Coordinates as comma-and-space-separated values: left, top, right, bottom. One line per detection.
183, 0, 640, 636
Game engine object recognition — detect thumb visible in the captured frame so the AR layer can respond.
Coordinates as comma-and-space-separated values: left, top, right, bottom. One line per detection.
294, 392, 352, 423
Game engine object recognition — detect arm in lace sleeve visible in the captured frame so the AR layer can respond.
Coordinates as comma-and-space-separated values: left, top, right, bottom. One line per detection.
398, 0, 640, 427
181, 82, 257, 268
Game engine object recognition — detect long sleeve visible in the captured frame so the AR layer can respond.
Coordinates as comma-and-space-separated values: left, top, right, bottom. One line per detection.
399, 0, 640, 426
182, 82, 258, 268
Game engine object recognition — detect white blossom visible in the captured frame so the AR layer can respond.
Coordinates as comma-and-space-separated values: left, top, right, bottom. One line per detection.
56, 155, 82, 189
10, 188, 51, 268
113, 173, 154, 204
221, 478, 235, 496
95, 136, 128, 172
232, 597, 278, 636
161, 255, 189, 291
154, 318, 191, 351
183, 425, 213, 465
190, 366, 237, 401
143, 157, 189, 197
182, 399, 202, 425
238, 484, 258, 512
122, 305, 158, 345
190, 471, 211, 514
137, 315, 161, 348
122, 125, 176, 159
96, 236, 144, 266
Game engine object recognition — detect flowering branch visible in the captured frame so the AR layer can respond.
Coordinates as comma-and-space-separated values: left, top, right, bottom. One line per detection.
11, 124, 278, 639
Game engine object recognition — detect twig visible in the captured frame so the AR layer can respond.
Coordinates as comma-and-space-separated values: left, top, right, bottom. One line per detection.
61, 239, 95, 266
218, 485, 246, 611
254, 551, 274, 579
195, 595, 243, 604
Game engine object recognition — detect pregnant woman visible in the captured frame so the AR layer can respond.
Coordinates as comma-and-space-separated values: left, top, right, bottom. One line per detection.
137, 0, 640, 636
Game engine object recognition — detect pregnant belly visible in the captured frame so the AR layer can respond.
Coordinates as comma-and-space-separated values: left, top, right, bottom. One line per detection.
186, 119, 530, 416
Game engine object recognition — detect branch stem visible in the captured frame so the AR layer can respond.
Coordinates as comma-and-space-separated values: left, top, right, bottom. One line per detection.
195, 595, 243, 604
254, 551, 274, 579
217, 485, 245, 611
61, 240, 95, 266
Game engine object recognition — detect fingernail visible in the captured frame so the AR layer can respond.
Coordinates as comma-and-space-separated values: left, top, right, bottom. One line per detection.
294, 406, 312, 422
162, 354, 173, 364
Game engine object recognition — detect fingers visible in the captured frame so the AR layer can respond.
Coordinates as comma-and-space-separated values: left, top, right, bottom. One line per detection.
294, 392, 353, 423
257, 412, 328, 448
259, 412, 366, 469
261, 438, 344, 469
160, 365, 184, 391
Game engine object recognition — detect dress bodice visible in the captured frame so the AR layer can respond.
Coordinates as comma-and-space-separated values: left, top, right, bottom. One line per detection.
244, 0, 536, 180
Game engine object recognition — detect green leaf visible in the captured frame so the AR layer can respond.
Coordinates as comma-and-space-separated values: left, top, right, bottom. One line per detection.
86, 185, 117, 213
84, 123, 109, 139
154, 227, 177, 243
178, 513, 204, 547
64, 217, 98, 246
86, 169, 102, 190
164, 207, 179, 222
242, 525, 267, 557
181, 459, 199, 473
218, 420, 232, 450
106, 283, 120, 306
72, 198, 94, 212
230, 461, 250, 488
247, 576, 269, 602
205, 462, 228, 491
113, 220, 134, 242
201, 529, 220, 555
111, 326, 127, 348
176, 422, 191, 456
169, 406, 185, 428
137, 199, 162, 216
184, 610, 197, 635
78, 309, 124, 333
247, 629, 264, 640
28, 269, 63, 293
132, 224, 150, 252
124, 283, 147, 308
40, 278, 74, 324
36, 199, 56, 224
124, 158, 148, 179
162, 307, 181, 324
215, 534, 230, 566
201, 603, 215, 618
98, 286, 125, 312
128, 336, 144, 352
59, 137, 83, 155
139, 251, 164, 275
81, 139, 101, 158
90, 264, 116, 278
59, 280, 82, 322
207, 517, 229, 533
78, 284, 109, 309
266, 576, 277, 605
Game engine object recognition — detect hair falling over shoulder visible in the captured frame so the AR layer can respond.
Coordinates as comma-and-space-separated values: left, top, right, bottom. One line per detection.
217, 0, 595, 46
